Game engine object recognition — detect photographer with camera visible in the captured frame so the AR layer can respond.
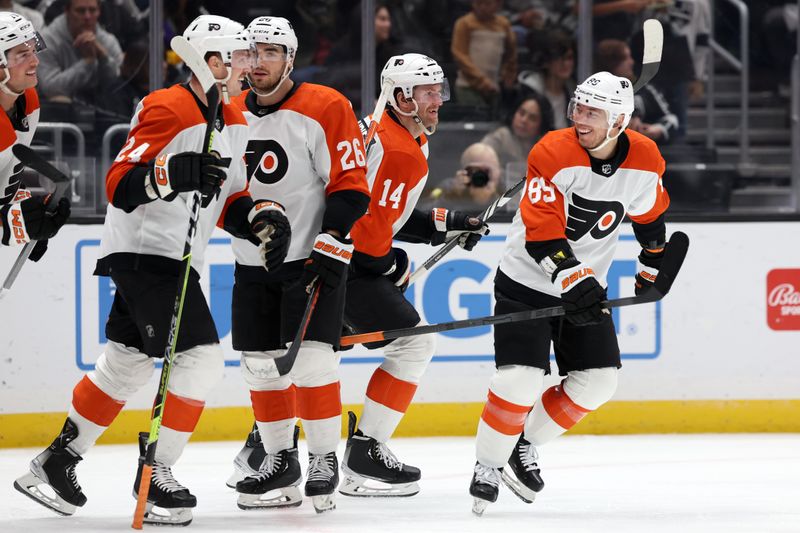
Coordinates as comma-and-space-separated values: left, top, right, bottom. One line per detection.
428, 142, 501, 210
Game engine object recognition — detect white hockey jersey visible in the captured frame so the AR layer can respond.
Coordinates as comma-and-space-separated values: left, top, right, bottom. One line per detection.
231, 83, 369, 266
98, 84, 250, 275
0, 88, 40, 205
499, 128, 670, 297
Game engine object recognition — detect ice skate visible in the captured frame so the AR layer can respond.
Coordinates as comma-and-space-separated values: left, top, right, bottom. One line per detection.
305, 451, 339, 513
340, 411, 420, 497
226, 422, 267, 489
13, 418, 87, 516
501, 435, 544, 503
469, 462, 502, 516
133, 432, 197, 527
236, 426, 302, 509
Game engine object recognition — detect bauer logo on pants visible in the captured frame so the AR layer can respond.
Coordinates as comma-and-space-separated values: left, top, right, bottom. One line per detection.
766, 269, 800, 330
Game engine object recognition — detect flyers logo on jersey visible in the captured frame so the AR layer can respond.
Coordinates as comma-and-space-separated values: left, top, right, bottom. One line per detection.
566, 193, 625, 241
245, 139, 289, 184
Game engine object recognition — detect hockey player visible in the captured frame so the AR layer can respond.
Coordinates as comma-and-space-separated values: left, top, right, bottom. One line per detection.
470, 71, 670, 515
14, 15, 291, 526
227, 17, 370, 513
340, 53, 488, 497
1, 13, 70, 260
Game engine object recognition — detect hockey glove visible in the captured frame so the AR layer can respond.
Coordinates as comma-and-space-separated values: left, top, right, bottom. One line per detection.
1, 194, 71, 246
634, 246, 665, 296
429, 207, 489, 250
300, 233, 353, 294
249, 200, 291, 272
147, 151, 228, 202
554, 258, 608, 326
383, 247, 411, 292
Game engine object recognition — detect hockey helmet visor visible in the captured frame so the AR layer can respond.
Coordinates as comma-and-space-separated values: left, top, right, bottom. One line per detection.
254, 43, 288, 64
567, 99, 612, 130
412, 79, 451, 104
4, 34, 46, 68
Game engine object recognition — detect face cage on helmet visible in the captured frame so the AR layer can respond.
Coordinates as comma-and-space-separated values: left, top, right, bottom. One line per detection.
1, 33, 46, 69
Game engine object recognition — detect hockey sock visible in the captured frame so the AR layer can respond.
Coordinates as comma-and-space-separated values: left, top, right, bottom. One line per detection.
250, 385, 297, 453
358, 368, 418, 443
296, 382, 341, 455
155, 391, 205, 466
524, 368, 618, 446
475, 365, 543, 467
67, 375, 126, 455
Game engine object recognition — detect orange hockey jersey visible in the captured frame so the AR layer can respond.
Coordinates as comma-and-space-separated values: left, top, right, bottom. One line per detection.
499, 128, 670, 296
350, 110, 429, 266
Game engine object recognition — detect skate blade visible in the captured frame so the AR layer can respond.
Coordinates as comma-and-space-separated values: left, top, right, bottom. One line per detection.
311, 494, 336, 513
500, 470, 537, 504
237, 486, 303, 510
472, 497, 490, 516
14, 471, 79, 516
339, 474, 420, 498
227, 453, 263, 489
143, 501, 193, 527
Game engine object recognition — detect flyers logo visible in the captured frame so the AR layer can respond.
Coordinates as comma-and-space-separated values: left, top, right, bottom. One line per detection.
1, 162, 24, 204
245, 139, 289, 184
565, 194, 625, 241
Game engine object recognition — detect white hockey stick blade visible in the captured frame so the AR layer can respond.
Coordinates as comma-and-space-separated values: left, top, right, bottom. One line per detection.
364, 80, 394, 152
170, 36, 216, 93
633, 19, 664, 92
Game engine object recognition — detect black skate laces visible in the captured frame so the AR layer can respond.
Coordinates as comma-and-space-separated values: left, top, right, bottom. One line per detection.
371, 442, 403, 471
474, 463, 501, 487
517, 441, 541, 472
152, 463, 188, 493
307, 453, 336, 482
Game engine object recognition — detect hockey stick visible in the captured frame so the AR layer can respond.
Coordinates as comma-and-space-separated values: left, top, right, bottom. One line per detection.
341, 231, 689, 346
0, 145, 72, 300
274, 80, 395, 376
407, 177, 526, 287
132, 36, 219, 530
633, 19, 663, 93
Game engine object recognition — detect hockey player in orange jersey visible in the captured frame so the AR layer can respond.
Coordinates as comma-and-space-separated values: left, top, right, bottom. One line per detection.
470, 71, 671, 515
0, 13, 70, 260
225, 17, 370, 513
340, 53, 489, 497
14, 16, 291, 526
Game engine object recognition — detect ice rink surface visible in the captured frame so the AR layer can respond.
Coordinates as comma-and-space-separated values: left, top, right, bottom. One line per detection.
1, 434, 798, 533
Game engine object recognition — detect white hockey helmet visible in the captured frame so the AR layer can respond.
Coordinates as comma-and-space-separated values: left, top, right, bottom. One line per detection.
380, 53, 449, 135
0, 13, 46, 96
247, 16, 298, 63
570, 71, 634, 131
381, 53, 449, 109
183, 15, 254, 70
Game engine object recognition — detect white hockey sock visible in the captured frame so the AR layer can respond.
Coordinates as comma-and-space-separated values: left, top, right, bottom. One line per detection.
256, 418, 296, 454
154, 427, 191, 467
65, 407, 108, 456
358, 398, 404, 443
302, 415, 341, 455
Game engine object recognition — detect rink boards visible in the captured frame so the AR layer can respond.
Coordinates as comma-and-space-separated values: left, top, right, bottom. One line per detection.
1, 221, 799, 446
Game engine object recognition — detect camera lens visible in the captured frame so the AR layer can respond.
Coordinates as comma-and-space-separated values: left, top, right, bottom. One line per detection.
468, 169, 489, 187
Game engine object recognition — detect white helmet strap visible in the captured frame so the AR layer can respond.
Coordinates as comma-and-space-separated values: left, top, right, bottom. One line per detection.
246, 61, 293, 98
0, 68, 23, 97
392, 95, 436, 136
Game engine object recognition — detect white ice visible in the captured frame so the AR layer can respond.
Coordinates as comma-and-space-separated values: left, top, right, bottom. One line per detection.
1, 434, 799, 533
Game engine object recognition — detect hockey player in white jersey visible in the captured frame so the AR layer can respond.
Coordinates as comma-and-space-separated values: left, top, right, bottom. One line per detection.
470, 72, 671, 515
13, 16, 291, 526
1, 13, 70, 260
227, 17, 370, 513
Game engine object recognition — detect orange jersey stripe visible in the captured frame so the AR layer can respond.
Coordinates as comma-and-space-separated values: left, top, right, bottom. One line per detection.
296, 382, 341, 421
71, 375, 125, 426
160, 391, 205, 433
216, 188, 251, 229
365, 367, 419, 414
541, 384, 591, 430
480, 390, 532, 435
250, 385, 297, 423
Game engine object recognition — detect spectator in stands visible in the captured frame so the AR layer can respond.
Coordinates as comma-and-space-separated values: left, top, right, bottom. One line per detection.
596, 39, 678, 144
761, 3, 796, 98
0, 0, 44, 31
37, 0, 122, 101
451, 0, 517, 111
427, 142, 501, 210
480, 92, 553, 169
518, 30, 574, 129
96, 38, 149, 122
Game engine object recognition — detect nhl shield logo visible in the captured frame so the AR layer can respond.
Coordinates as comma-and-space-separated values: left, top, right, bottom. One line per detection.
601, 163, 612, 175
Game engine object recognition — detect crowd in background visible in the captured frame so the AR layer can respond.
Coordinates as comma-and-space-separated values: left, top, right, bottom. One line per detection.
2, 0, 797, 211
